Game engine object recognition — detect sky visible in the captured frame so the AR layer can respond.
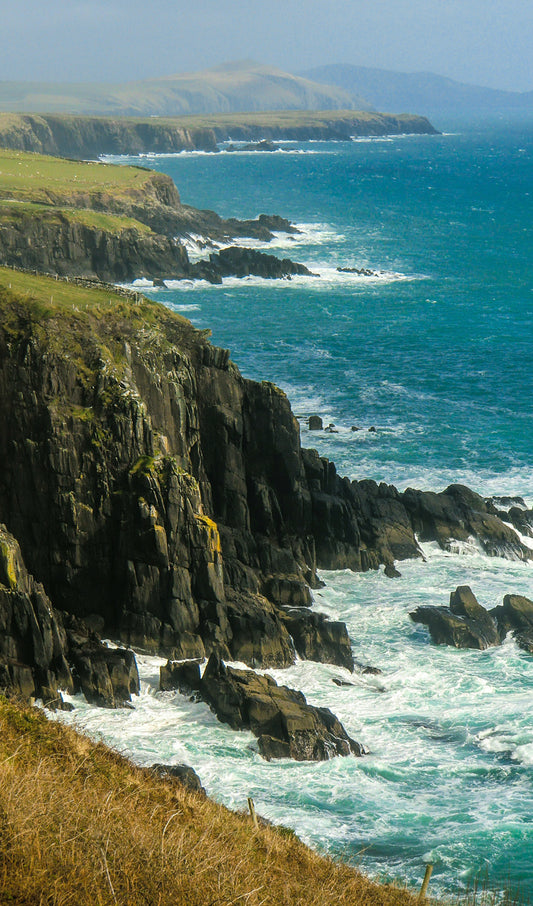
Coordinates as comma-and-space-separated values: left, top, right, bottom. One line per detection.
2, 0, 533, 93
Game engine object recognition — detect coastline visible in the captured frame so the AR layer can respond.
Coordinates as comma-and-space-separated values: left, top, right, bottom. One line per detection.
0, 109, 439, 159
0, 127, 528, 896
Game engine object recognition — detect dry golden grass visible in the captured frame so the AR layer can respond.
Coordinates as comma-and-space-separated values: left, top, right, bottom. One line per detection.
0, 697, 422, 906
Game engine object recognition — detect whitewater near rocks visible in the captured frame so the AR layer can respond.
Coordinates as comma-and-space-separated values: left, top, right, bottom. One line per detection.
58, 124, 533, 898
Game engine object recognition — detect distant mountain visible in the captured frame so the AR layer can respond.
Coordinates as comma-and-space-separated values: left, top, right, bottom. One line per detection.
0, 62, 373, 117
301, 65, 533, 120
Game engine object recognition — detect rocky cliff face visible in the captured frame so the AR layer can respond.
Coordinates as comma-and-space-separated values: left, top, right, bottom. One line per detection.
0, 211, 189, 282
0, 278, 529, 707
0, 112, 438, 160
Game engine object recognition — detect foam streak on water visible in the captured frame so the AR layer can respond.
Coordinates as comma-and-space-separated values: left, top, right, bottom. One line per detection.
63, 124, 533, 899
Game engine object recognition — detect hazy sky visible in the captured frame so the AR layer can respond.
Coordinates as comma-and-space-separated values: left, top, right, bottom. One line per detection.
3, 0, 533, 92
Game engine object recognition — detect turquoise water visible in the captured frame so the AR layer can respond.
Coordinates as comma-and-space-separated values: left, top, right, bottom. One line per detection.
60, 127, 533, 899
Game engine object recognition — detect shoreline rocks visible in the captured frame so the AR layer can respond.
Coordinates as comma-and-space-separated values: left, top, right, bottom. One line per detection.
161, 652, 365, 762
410, 585, 533, 653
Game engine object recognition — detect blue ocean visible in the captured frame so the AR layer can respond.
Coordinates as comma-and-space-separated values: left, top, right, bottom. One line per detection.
59, 122, 533, 899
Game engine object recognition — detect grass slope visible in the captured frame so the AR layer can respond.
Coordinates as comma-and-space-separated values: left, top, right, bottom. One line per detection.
0, 695, 421, 906
0, 148, 153, 205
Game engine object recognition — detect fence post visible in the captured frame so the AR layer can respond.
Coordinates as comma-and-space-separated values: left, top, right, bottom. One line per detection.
419, 864, 433, 901
247, 797, 259, 830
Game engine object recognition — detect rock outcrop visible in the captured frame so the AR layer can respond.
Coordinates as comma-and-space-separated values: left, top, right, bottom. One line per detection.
0, 210, 190, 283
411, 586, 533, 654
164, 652, 365, 761
491, 594, 533, 653
192, 246, 316, 283
410, 586, 500, 649
401, 484, 529, 560
0, 213, 311, 285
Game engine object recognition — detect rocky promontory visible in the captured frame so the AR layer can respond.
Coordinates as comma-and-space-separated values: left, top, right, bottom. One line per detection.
1, 270, 531, 741
0, 150, 312, 283
0, 110, 439, 160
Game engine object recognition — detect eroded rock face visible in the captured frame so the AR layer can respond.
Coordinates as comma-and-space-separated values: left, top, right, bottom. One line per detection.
491, 594, 533, 653
279, 607, 354, 671
196, 653, 365, 761
0, 286, 530, 695
401, 485, 530, 561
0, 214, 190, 283
0, 525, 138, 707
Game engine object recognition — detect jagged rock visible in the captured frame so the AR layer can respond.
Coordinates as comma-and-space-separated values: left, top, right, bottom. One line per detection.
489, 495, 527, 510
1, 283, 530, 687
67, 637, 140, 708
501, 506, 533, 539
308, 415, 323, 431
384, 564, 401, 578
192, 246, 316, 282
149, 763, 205, 794
0, 524, 139, 708
402, 484, 531, 560
0, 525, 73, 706
491, 594, 533, 652
280, 607, 354, 671
160, 658, 203, 693
198, 653, 365, 761
410, 586, 499, 649
337, 266, 379, 276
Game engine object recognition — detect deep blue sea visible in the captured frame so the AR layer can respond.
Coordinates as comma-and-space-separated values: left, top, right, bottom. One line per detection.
59, 122, 533, 900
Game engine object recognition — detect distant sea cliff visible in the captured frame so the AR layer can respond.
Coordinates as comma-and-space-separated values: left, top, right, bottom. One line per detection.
0, 111, 438, 159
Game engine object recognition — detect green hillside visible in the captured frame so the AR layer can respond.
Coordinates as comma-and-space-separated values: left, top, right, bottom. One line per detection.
0, 61, 371, 116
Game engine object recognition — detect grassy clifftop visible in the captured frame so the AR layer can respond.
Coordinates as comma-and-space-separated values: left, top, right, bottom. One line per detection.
0, 695, 420, 906
0, 109, 438, 160
0, 151, 194, 281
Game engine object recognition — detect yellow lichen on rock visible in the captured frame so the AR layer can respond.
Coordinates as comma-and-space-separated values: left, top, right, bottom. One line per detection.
0, 535, 18, 590
194, 514, 222, 553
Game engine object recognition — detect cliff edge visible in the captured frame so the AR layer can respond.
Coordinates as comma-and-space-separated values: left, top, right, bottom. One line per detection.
0, 269, 529, 710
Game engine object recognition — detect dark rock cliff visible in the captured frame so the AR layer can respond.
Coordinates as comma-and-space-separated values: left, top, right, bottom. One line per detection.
0, 211, 190, 283
0, 278, 529, 706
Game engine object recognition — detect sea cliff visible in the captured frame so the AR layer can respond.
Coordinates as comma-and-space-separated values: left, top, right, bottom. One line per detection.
0, 110, 438, 159
1, 269, 530, 719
